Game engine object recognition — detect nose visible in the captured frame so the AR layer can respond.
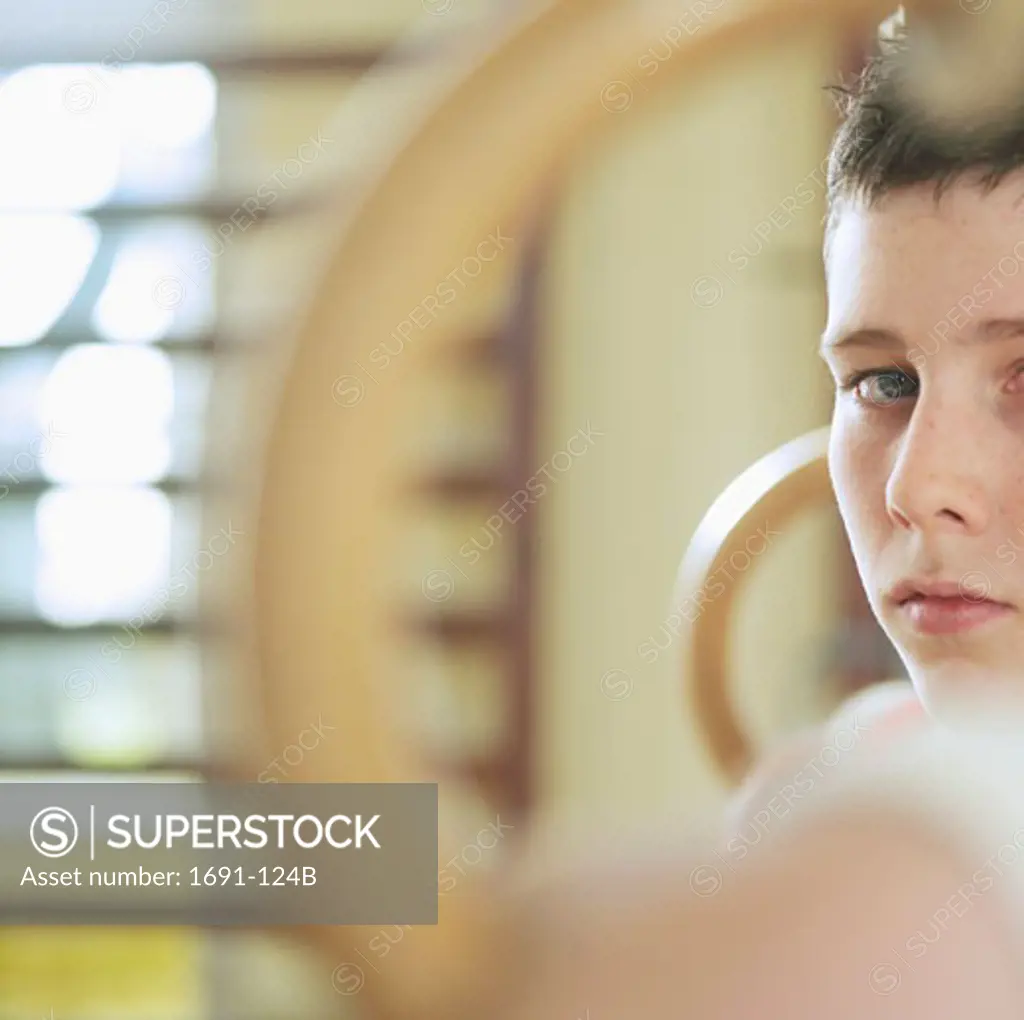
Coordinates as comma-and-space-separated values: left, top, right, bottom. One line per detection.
885, 396, 991, 537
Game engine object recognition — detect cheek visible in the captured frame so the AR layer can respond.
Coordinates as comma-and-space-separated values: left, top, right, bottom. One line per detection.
828, 415, 890, 560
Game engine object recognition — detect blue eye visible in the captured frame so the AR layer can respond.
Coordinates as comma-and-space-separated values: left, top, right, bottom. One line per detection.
845, 368, 918, 407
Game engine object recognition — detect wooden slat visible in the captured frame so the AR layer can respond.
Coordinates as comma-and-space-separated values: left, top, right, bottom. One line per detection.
0, 42, 448, 76
426, 751, 513, 807
0, 616, 195, 636
501, 206, 547, 822
59, 190, 329, 226
414, 466, 505, 500
0, 332, 221, 354
448, 331, 505, 368
0, 757, 204, 774
5, 476, 207, 497
406, 609, 509, 644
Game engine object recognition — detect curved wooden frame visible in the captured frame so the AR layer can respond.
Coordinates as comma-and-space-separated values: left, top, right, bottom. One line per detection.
676, 426, 834, 786
233, 1, 935, 1016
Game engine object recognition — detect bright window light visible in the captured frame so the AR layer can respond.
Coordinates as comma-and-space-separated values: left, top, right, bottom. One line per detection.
119, 64, 217, 150
90, 221, 216, 342
91, 237, 179, 344
56, 687, 168, 765
0, 214, 100, 347
34, 486, 173, 626
0, 62, 216, 212
40, 344, 174, 484
0, 65, 121, 211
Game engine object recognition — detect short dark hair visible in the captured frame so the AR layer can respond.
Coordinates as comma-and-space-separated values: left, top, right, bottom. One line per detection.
825, 19, 1024, 226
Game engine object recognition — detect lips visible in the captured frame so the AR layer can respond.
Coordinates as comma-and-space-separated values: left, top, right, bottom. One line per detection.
888, 578, 1016, 636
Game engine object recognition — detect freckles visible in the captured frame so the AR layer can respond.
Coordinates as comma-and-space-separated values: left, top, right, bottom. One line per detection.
1004, 477, 1024, 526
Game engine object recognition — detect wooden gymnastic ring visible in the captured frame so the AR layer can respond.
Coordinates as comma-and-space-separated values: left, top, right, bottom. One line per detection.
678, 427, 834, 787
234, 2, 941, 1017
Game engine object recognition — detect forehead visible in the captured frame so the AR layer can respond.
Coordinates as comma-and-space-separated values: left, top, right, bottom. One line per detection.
825, 175, 1024, 334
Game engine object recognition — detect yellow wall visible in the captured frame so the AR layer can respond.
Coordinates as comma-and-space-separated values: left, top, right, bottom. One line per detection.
536, 26, 842, 828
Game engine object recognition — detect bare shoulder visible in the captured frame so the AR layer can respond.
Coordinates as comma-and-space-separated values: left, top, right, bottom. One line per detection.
725, 682, 921, 832
725, 727, 831, 832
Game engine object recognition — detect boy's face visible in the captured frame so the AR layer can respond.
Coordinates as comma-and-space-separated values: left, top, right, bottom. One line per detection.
822, 173, 1024, 714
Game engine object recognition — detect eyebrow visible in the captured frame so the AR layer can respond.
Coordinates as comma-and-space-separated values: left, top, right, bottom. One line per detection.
819, 317, 1024, 355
